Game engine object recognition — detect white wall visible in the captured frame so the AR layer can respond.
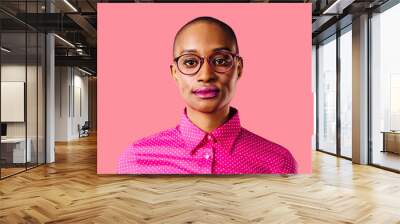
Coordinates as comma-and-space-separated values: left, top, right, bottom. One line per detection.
72, 73, 89, 138
55, 66, 89, 141
55, 66, 70, 141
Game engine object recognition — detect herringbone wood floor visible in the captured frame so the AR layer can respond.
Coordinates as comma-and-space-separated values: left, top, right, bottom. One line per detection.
1, 134, 400, 224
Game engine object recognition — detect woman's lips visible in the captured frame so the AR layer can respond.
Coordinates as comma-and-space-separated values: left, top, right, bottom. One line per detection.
193, 86, 220, 99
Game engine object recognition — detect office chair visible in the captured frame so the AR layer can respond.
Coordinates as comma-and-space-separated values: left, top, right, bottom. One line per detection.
79, 121, 90, 138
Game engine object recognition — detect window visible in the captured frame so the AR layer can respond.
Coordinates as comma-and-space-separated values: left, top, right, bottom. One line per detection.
317, 35, 337, 154
339, 27, 352, 158
371, 2, 400, 171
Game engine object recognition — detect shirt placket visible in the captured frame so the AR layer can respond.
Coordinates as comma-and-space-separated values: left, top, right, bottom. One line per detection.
198, 134, 216, 174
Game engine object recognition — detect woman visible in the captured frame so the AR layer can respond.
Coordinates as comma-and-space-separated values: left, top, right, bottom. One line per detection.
118, 16, 297, 174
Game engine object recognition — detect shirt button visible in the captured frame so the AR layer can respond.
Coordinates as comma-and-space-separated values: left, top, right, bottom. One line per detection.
207, 135, 216, 143
204, 154, 210, 159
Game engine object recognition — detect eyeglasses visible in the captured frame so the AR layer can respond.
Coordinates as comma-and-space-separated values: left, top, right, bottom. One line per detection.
173, 51, 241, 76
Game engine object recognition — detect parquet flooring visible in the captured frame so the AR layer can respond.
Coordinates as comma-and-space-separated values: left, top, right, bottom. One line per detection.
1, 167, 25, 178
1, 134, 400, 224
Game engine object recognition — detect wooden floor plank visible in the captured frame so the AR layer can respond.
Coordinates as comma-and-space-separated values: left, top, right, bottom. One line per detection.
1, 133, 400, 223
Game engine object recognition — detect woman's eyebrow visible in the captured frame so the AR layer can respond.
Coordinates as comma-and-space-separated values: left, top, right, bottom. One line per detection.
180, 49, 198, 54
178, 47, 234, 56
213, 47, 233, 52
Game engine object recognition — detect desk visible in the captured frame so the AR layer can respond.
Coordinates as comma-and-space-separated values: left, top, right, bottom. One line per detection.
1, 138, 32, 163
381, 131, 400, 154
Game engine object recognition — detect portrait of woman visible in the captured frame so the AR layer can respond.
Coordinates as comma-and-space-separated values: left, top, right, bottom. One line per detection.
117, 16, 298, 174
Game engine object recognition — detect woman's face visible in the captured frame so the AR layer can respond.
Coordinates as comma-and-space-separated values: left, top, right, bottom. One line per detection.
171, 22, 243, 114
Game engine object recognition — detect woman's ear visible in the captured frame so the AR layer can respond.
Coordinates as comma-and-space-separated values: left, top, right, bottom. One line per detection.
237, 57, 243, 79
170, 64, 178, 82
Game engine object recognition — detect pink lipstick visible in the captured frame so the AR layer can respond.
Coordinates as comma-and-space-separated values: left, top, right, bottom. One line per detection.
193, 86, 220, 99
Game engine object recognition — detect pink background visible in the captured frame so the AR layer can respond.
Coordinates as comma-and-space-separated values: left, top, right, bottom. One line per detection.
97, 3, 312, 174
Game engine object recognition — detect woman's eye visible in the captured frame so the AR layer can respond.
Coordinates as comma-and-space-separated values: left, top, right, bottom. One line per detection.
213, 58, 229, 66
183, 59, 198, 67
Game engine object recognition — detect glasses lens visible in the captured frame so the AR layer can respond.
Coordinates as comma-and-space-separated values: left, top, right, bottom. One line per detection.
177, 54, 201, 75
210, 52, 234, 73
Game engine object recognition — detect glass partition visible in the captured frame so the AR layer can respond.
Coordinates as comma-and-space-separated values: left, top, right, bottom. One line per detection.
1, 30, 28, 177
317, 35, 337, 154
0, 1, 46, 179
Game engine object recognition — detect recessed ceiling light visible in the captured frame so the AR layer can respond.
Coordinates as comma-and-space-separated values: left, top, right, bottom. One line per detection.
78, 67, 93, 76
1, 47, 11, 53
54, 34, 75, 48
322, 0, 354, 15
63, 0, 78, 12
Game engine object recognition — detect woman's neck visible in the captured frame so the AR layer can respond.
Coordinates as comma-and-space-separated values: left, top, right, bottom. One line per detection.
186, 105, 231, 133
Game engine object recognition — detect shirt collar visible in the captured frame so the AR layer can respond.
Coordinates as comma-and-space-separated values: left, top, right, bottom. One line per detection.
178, 107, 242, 154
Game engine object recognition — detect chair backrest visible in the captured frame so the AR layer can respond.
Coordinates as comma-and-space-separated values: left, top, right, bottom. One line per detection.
82, 121, 90, 129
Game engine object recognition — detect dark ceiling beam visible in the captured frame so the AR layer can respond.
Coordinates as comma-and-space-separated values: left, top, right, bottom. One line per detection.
9, 13, 83, 32
55, 55, 96, 68
312, 14, 352, 44
55, 47, 97, 57
66, 13, 97, 46
1, 12, 96, 47
0, 8, 38, 31
312, 15, 335, 33
86, 0, 97, 12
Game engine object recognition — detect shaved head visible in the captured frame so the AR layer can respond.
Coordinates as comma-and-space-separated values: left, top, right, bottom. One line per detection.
170, 16, 243, 115
173, 16, 239, 57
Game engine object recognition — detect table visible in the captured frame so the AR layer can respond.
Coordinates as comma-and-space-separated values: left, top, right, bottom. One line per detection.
1, 138, 32, 163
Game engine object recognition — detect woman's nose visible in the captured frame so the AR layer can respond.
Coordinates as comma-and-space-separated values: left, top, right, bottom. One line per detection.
197, 60, 216, 82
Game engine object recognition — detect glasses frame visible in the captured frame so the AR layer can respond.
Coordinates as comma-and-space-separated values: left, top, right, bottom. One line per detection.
173, 51, 241, 76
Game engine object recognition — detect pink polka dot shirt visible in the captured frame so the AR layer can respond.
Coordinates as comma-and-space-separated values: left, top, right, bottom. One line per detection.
118, 108, 297, 174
